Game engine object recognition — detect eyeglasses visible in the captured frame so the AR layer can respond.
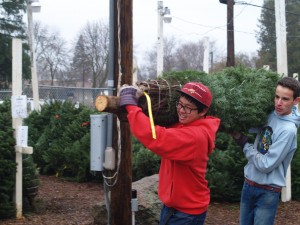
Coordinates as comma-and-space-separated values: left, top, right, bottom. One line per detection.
176, 101, 198, 114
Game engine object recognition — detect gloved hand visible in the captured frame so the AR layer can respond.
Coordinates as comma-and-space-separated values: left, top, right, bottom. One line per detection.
231, 132, 248, 148
119, 85, 143, 107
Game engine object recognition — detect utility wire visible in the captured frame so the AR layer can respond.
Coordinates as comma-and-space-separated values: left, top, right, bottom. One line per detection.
236, 1, 300, 37
168, 1, 300, 39
169, 0, 258, 37
236, 1, 300, 17
170, 16, 255, 38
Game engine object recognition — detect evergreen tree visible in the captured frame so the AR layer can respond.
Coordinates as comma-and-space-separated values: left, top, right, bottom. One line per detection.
49, 107, 94, 180
71, 35, 92, 87
156, 67, 279, 132
291, 131, 300, 200
31, 101, 87, 174
257, 1, 300, 76
286, 1, 300, 75
24, 101, 59, 147
0, 100, 16, 218
63, 133, 92, 182
22, 154, 39, 209
0, 99, 40, 217
207, 132, 250, 202
24, 101, 64, 168
132, 137, 160, 181
0, 0, 30, 88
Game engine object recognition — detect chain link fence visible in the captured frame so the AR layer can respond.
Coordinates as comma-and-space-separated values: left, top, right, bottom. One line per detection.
0, 85, 113, 109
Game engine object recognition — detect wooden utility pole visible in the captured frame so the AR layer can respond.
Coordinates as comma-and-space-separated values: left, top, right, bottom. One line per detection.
275, 0, 288, 77
110, 0, 133, 224
26, 0, 41, 111
12, 38, 33, 218
274, 0, 290, 202
227, 0, 235, 67
12, 38, 24, 219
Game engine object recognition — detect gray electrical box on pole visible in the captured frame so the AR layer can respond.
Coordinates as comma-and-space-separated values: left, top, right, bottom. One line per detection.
90, 114, 108, 171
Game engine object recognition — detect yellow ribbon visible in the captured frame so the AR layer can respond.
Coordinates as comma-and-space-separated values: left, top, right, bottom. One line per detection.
143, 92, 156, 139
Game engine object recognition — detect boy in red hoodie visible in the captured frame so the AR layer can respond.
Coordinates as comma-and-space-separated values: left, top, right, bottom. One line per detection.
119, 82, 220, 225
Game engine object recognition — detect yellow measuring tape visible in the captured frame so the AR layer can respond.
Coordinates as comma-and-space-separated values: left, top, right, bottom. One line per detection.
143, 92, 156, 139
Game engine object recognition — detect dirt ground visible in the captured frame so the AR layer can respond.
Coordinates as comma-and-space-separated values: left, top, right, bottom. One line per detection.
1, 175, 300, 225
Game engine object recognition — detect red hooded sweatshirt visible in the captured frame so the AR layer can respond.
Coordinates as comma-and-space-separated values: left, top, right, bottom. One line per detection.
126, 105, 220, 215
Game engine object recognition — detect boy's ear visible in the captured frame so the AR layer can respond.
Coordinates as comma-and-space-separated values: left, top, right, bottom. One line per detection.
294, 97, 300, 105
199, 107, 209, 116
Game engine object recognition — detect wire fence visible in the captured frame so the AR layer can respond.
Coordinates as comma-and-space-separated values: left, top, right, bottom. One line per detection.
0, 85, 113, 109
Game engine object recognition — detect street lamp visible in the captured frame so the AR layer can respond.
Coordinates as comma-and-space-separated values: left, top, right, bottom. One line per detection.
157, 1, 171, 77
26, 0, 41, 111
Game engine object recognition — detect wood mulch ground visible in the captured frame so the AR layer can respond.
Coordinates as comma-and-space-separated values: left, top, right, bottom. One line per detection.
1, 175, 300, 225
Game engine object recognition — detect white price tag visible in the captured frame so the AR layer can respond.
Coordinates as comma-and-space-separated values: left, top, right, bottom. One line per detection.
11, 95, 28, 118
16, 126, 28, 147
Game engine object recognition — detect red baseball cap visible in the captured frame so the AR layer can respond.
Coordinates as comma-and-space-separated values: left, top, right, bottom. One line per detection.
176, 82, 212, 107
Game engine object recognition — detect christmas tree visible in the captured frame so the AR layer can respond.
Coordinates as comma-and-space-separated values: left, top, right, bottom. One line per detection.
0, 100, 16, 218
138, 66, 280, 133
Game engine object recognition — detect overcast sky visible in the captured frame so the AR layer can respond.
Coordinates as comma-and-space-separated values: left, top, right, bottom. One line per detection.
31, 0, 264, 63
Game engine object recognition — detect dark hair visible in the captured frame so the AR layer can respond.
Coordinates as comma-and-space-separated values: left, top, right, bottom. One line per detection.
180, 93, 208, 113
277, 77, 300, 99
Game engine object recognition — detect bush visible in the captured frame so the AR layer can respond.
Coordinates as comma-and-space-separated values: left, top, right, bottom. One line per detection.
291, 134, 300, 200
25, 100, 100, 182
63, 133, 92, 182
155, 66, 280, 133
132, 137, 160, 181
0, 100, 16, 218
23, 155, 40, 207
207, 132, 247, 202
208, 66, 279, 132
17, 67, 300, 203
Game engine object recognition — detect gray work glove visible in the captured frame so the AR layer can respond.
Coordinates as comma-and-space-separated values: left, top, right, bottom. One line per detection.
119, 85, 143, 107
231, 132, 248, 148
